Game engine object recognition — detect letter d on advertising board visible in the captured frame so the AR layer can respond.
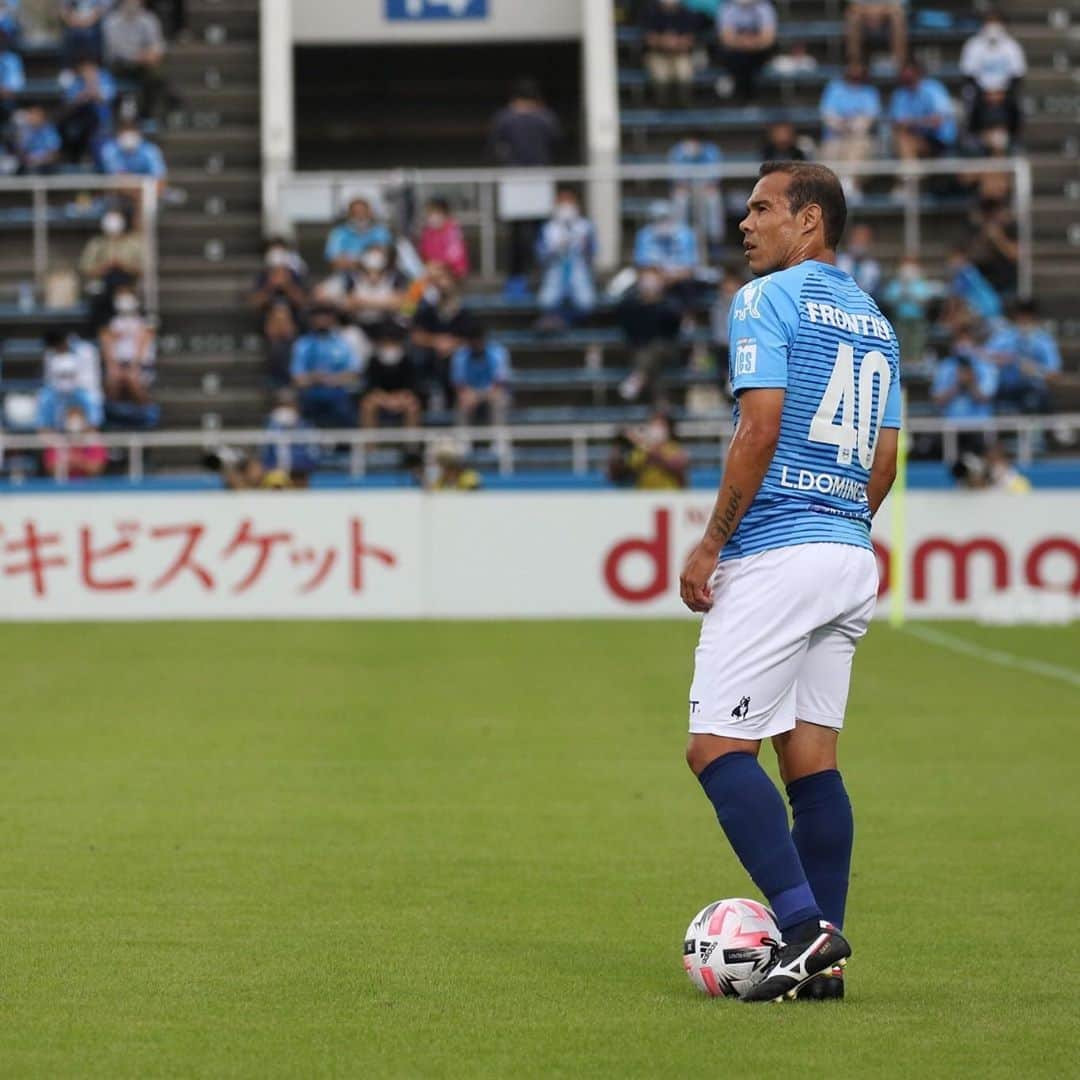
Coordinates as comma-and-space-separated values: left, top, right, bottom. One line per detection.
603, 509, 670, 603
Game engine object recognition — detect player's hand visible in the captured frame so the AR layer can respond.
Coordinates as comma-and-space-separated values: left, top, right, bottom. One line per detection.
680, 543, 717, 613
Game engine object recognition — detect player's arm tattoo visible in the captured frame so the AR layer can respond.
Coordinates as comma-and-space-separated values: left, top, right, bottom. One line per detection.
706, 484, 744, 550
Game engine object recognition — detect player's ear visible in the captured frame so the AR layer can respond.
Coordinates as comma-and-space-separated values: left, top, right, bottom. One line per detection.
800, 202, 823, 238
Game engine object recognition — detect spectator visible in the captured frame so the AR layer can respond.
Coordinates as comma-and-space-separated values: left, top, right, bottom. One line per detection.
430, 438, 482, 491
43, 403, 108, 479
60, 0, 110, 67
79, 207, 143, 327
760, 121, 807, 162
607, 411, 689, 489
845, 0, 906, 70
633, 199, 699, 306
99, 283, 156, 410
969, 200, 1018, 295
717, 0, 777, 103
450, 321, 510, 427
617, 266, 683, 402
259, 389, 321, 489
931, 333, 998, 450
38, 353, 99, 432
986, 299, 1061, 414
945, 246, 1002, 325
12, 104, 62, 174
417, 197, 469, 281
488, 80, 562, 298
770, 40, 818, 77
99, 117, 167, 189
0, 0, 18, 44
710, 266, 744, 358
250, 236, 309, 324
641, 0, 698, 108
668, 131, 724, 253
324, 197, 393, 274
43, 329, 104, 427
103, 0, 175, 121
263, 300, 299, 388
0, 29, 24, 129
289, 304, 361, 428
820, 62, 881, 200
837, 223, 882, 298
535, 188, 596, 330
337, 246, 408, 330
960, 11, 1025, 145
882, 256, 933, 367
410, 261, 471, 408
890, 61, 957, 169
58, 53, 116, 164
360, 320, 422, 429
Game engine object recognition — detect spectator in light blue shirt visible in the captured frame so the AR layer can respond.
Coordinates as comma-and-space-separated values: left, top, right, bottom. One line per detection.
932, 335, 998, 424
59, 55, 116, 164
0, 32, 24, 127
667, 132, 725, 249
633, 199, 699, 308
289, 304, 362, 428
12, 104, 62, 174
946, 246, 1002, 324
450, 320, 510, 426
536, 189, 597, 329
820, 62, 880, 199
0, 0, 19, 46
324, 197, 394, 273
985, 299, 1061, 414
890, 61, 957, 164
99, 119, 168, 188
882, 256, 934, 366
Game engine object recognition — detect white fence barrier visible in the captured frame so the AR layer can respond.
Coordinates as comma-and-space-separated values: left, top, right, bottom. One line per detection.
0, 490, 1076, 621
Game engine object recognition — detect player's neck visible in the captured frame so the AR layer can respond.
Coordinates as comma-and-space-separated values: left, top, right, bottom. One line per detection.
782, 245, 836, 271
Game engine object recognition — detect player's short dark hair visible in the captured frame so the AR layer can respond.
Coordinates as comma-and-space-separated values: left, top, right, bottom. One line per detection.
758, 161, 848, 249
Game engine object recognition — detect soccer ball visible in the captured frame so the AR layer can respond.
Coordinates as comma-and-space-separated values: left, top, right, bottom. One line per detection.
683, 898, 780, 998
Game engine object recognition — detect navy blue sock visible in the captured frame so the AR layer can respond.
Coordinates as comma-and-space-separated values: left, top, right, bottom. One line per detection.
787, 769, 853, 930
697, 752, 822, 932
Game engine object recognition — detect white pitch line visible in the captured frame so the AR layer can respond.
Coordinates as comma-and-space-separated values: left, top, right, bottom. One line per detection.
900, 624, 1080, 691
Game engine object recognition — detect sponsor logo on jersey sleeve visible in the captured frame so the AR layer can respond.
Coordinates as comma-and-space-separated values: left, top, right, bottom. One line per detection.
734, 338, 758, 375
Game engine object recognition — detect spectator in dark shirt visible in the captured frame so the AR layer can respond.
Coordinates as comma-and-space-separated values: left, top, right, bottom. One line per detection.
642, 0, 698, 108
760, 121, 807, 162
617, 266, 684, 403
264, 300, 299, 389
489, 80, 562, 299
0, 29, 24, 130
360, 320, 422, 429
969, 200, 1018, 296
410, 262, 471, 409
59, 53, 116, 165
250, 236, 309, 325
60, 0, 110, 66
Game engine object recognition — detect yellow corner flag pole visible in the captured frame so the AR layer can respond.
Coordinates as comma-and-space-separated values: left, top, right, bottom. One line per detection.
888, 390, 908, 627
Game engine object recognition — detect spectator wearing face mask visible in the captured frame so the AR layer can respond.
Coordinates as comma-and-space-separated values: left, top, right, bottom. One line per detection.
60, 0, 111, 66
104, 0, 177, 121
882, 256, 933, 367
535, 189, 596, 331
642, 0, 699, 109
43, 329, 104, 428
58, 53, 116, 165
617, 266, 684, 403
717, 0, 777, 104
417, 198, 469, 281
12, 104, 62, 175
0, 28, 24, 130
360, 320, 422, 430
837, 223, 882, 299
336, 246, 408, 330
945, 246, 1003, 325
325, 197, 393, 274
99, 117, 167, 191
260, 389, 321, 489
290, 304, 361, 429
667, 132, 724, 254
43, 403, 108, 480
80, 208, 143, 327
38, 353, 99, 431
820, 62, 881, 201
890, 61, 957, 168
430, 438, 482, 492
931, 333, 998, 455
250, 237, 309, 325
410, 262, 472, 409
450, 321, 511, 428
985, 299, 1061, 414
99, 284, 156, 412
608, 411, 689, 489
961, 11, 1025, 146
633, 199, 699, 307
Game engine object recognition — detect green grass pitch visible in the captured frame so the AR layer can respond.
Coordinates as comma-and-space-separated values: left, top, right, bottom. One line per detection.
1, 620, 1078, 1078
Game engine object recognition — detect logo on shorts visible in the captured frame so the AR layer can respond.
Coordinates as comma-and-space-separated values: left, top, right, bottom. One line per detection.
731, 696, 751, 720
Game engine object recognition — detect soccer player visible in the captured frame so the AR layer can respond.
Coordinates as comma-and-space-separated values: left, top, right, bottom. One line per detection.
680, 161, 900, 1002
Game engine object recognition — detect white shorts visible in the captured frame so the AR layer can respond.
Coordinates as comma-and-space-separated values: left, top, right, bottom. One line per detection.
688, 543, 879, 740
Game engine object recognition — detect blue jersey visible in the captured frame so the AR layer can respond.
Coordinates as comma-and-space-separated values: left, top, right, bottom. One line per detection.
724, 259, 901, 561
